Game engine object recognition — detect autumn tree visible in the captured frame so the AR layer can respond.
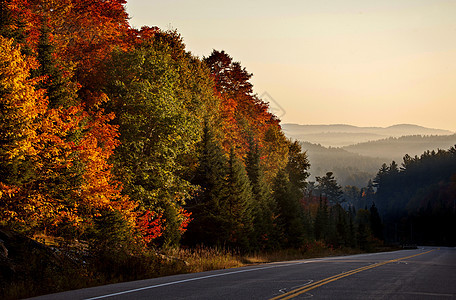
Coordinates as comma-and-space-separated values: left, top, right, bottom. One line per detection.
204, 50, 287, 181
1, 16, 134, 239
0, 0, 32, 55
6, 0, 132, 106
0, 36, 46, 233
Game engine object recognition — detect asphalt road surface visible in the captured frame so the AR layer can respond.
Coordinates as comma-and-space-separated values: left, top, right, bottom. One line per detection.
31, 246, 456, 299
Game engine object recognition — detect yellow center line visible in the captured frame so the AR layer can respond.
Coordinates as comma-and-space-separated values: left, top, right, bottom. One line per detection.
270, 249, 435, 300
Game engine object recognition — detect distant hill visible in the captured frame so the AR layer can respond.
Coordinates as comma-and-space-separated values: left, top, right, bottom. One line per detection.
300, 135, 456, 188
300, 141, 385, 187
283, 123, 454, 147
288, 124, 456, 188
342, 134, 456, 163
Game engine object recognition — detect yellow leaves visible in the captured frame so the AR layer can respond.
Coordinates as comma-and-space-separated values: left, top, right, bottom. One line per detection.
0, 183, 19, 200
0, 36, 46, 160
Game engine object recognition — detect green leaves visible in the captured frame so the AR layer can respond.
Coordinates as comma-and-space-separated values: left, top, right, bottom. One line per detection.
104, 36, 220, 246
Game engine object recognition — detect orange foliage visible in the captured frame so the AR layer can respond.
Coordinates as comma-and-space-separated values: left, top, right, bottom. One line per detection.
136, 210, 165, 244
206, 50, 284, 170
0, 35, 134, 236
8, 0, 132, 105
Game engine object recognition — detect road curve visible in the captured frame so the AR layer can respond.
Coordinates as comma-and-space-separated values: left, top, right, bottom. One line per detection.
29, 246, 456, 299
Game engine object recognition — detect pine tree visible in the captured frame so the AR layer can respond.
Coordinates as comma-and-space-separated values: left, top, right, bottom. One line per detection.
223, 148, 254, 250
285, 140, 311, 242
347, 210, 356, 247
246, 136, 277, 249
369, 202, 383, 240
356, 208, 372, 251
314, 196, 329, 241
331, 204, 349, 247
184, 122, 228, 246
316, 172, 343, 205
33, 21, 77, 108
273, 169, 305, 247
286, 140, 310, 191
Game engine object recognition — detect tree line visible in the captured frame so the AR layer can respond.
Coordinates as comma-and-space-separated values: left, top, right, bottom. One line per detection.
371, 146, 456, 246
1, 0, 386, 256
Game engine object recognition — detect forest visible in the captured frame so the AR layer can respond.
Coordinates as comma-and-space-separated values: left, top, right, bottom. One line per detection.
1, 0, 454, 298
372, 146, 456, 246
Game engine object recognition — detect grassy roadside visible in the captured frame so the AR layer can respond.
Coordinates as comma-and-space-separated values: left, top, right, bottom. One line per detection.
1, 231, 396, 300
161, 242, 363, 275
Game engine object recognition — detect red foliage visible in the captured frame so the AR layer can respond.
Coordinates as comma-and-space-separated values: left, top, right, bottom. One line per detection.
178, 208, 193, 234
136, 210, 165, 243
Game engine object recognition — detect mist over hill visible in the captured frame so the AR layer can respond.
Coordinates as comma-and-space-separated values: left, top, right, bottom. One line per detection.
300, 141, 385, 187
342, 134, 456, 163
286, 124, 456, 188
283, 123, 454, 147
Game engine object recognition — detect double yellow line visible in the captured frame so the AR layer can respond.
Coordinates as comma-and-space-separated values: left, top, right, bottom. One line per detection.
271, 249, 435, 300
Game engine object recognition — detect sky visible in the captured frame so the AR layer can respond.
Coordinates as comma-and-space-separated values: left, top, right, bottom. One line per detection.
125, 0, 456, 132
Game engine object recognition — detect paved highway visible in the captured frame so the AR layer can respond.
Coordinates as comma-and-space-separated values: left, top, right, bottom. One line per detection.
31, 246, 456, 299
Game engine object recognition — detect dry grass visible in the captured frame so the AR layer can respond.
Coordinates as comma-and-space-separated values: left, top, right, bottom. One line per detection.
162, 246, 244, 273
160, 241, 365, 275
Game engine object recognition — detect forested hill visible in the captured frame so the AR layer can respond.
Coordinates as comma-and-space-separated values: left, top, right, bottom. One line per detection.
300, 142, 384, 187
343, 134, 456, 162
298, 134, 456, 187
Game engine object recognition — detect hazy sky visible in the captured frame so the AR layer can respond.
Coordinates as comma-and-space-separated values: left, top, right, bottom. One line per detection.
126, 0, 456, 132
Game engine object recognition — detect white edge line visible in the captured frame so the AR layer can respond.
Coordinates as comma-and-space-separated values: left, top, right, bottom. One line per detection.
85, 261, 315, 300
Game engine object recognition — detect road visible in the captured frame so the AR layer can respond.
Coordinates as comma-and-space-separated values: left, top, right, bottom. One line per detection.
30, 246, 456, 299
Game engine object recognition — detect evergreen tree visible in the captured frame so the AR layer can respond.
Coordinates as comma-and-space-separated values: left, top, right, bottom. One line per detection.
184, 122, 228, 246
286, 140, 310, 191
347, 210, 357, 247
314, 196, 329, 241
273, 169, 306, 247
369, 202, 383, 240
223, 148, 254, 250
246, 136, 277, 250
33, 21, 77, 108
330, 204, 349, 247
356, 208, 372, 251
316, 172, 343, 205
